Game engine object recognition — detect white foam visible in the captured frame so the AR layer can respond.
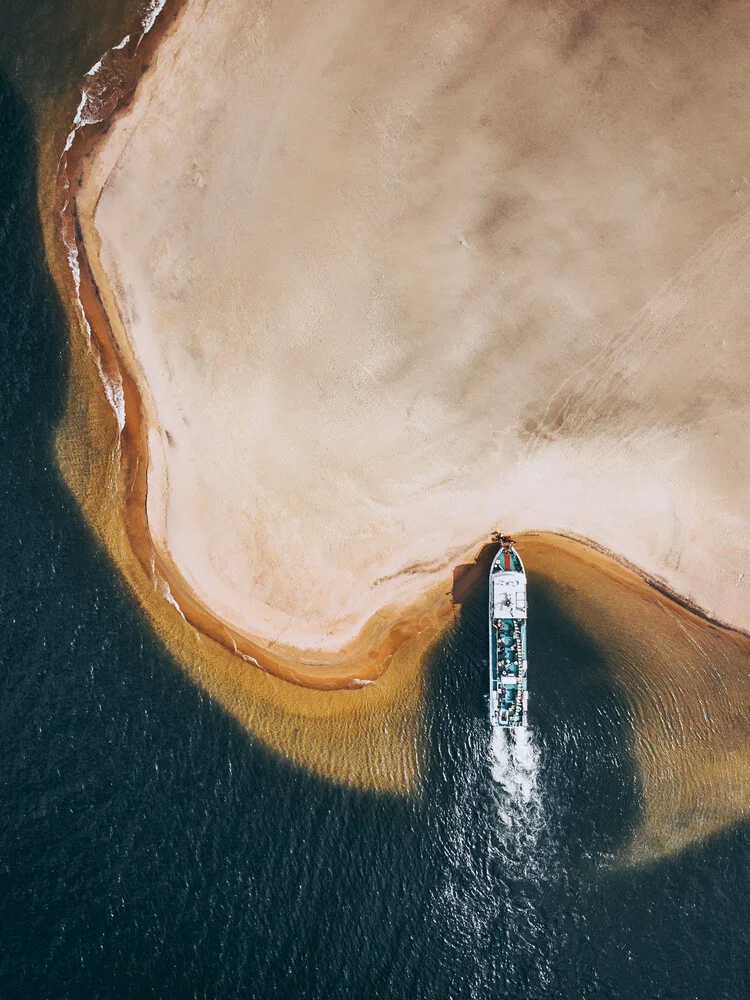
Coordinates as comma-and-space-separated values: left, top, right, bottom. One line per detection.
59, 4, 171, 438
156, 572, 188, 623
60, 203, 127, 433
491, 727, 539, 803
141, 0, 168, 37
489, 727, 544, 870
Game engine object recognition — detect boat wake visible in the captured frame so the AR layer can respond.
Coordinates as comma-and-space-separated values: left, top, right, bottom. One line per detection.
425, 719, 551, 989
489, 728, 544, 865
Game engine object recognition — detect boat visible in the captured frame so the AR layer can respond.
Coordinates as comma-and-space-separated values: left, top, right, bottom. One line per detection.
489, 534, 528, 728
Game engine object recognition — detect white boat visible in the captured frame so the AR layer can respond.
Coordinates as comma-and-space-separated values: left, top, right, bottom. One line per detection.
489, 535, 528, 728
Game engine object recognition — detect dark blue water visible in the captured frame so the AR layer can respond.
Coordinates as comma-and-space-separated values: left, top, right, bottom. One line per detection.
1, 10, 750, 997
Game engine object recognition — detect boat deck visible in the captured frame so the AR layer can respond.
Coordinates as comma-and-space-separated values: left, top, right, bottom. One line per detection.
489, 543, 528, 728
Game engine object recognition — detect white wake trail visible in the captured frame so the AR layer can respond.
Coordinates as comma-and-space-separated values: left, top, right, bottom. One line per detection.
490, 728, 544, 864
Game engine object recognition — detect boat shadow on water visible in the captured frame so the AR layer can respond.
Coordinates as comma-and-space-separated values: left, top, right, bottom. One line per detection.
431, 542, 642, 875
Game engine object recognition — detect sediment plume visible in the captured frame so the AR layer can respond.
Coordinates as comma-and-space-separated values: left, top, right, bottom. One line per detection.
523, 534, 750, 866
46, 0, 441, 792
42, 0, 750, 806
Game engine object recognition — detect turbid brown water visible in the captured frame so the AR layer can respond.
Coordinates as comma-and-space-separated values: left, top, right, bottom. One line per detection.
1, 1, 750, 997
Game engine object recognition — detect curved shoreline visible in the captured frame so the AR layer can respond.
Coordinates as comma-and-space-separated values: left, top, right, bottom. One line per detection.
34, 0, 750, 850
55, 0, 461, 689
41, 0, 436, 793
53, 0, 750, 694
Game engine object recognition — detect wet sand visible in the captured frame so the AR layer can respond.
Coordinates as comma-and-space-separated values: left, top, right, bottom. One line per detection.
41, 0, 750, 809
69, 0, 750, 674
43, 0, 441, 792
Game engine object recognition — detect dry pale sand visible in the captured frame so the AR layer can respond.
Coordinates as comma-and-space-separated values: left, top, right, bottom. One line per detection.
78, 0, 750, 664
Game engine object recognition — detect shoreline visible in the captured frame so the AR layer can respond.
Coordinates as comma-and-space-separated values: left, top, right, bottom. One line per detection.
53, 0, 750, 692
29, 0, 750, 854
518, 532, 750, 866
536, 531, 750, 643
54, 0, 463, 689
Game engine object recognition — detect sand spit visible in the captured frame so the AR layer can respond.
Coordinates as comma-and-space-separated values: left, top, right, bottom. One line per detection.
71, 0, 750, 670
55, 0, 461, 690
45, 0, 448, 792
46, 0, 750, 800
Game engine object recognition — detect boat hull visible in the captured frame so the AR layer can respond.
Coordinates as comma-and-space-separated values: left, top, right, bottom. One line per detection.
489, 543, 528, 728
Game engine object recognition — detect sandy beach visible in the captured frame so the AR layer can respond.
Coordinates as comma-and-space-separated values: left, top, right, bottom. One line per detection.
68, 0, 750, 679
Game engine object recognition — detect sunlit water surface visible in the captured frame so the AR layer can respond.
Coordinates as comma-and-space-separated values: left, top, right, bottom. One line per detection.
1, 4, 750, 996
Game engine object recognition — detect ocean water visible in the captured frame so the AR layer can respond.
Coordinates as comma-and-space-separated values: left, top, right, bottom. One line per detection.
2, 5, 750, 998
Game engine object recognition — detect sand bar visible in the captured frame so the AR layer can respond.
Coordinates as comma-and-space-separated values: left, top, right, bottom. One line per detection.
70, 0, 750, 675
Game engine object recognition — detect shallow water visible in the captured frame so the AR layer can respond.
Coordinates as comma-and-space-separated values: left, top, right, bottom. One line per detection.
1, 4, 750, 997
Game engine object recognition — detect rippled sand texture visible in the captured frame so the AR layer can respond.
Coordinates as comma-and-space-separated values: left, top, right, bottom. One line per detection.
78, 0, 750, 663
526, 534, 750, 865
